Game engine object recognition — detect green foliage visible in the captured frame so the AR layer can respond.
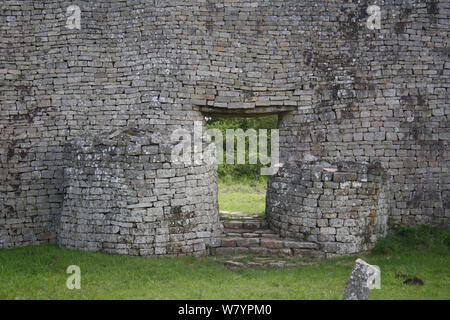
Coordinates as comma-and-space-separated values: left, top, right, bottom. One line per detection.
206, 115, 278, 184
373, 224, 450, 255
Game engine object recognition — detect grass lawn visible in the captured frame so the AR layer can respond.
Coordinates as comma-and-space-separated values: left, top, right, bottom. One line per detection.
218, 180, 267, 215
0, 226, 448, 300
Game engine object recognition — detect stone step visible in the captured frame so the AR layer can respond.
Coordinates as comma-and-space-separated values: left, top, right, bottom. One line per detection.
217, 217, 322, 257
215, 246, 291, 255
213, 246, 324, 258
219, 236, 319, 250
224, 260, 318, 269
222, 220, 268, 230
223, 228, 280, 239
224, 232, 280, 239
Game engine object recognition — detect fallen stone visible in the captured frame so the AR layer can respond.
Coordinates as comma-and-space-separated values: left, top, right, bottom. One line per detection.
342, 259, 380, 300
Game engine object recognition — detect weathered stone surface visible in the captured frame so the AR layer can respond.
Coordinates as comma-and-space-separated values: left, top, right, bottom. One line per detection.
215, 247, 237, 255
267, 162, 390, 255
267, 261, 286, 268
283, 241, 319, 250
221, 238, 238, 248
218, 217, 321, 256
224, 261, 245, 268
260, 239, 284, 249
57, 131, 221, 256
342, 259, 380, 300
0, 0, 447, 256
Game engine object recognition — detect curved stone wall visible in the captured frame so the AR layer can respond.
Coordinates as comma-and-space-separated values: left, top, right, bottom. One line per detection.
266, 161, 390, 256
59, 129, 221, 255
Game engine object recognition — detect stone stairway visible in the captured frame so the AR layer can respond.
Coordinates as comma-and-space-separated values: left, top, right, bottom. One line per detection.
213, 217, 323, 258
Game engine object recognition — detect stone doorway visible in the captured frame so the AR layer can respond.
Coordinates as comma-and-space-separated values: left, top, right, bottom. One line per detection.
203, 113, 279, 218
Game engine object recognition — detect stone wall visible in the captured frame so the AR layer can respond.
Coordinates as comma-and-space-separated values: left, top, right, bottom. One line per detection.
0, 0, 448, 253
274, 0, 449, 227
267, 161, 390, 256
59, 129, 221, 255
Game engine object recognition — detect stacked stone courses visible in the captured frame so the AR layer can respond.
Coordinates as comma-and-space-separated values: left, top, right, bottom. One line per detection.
59, 129, 221, 256
267, 161, 390, 256
0, 0, 448, 256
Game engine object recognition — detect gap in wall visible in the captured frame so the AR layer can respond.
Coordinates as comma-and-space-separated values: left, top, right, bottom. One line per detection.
204, 114, 279, 220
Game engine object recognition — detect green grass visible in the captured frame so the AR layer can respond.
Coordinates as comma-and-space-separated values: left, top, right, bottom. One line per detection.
0, 226, 448, 300
218, 180, 267, 215
372, 224, 450, 255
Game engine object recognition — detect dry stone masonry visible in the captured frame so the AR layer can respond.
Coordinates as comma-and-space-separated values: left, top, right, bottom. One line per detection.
267, 161, 390, 256
60, 129, 221, 256
0, 0, 448, 256
215, 218, 323, 258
